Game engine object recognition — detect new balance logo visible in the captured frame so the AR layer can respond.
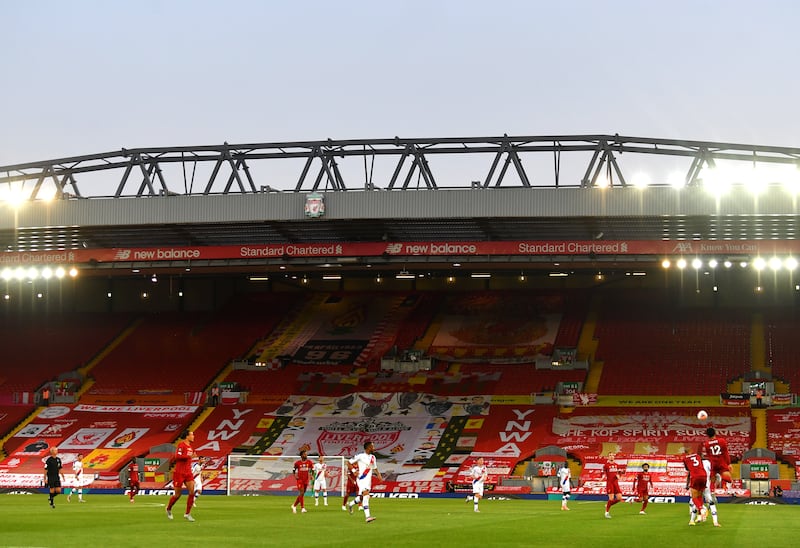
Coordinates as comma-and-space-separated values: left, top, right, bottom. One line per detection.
113, 249, 132, 260
384, 244, 402, 254
671, 243, 694, 253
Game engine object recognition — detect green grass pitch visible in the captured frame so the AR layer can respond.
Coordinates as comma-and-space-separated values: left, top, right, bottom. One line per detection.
1, 495, 798, 548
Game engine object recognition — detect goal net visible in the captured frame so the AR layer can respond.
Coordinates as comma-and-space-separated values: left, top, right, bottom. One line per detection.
226, 454, 346, 497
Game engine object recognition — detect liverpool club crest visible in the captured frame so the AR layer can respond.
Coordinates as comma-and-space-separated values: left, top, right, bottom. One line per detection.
304, 192, 325, 218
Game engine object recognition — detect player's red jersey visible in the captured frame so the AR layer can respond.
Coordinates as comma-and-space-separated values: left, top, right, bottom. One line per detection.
128, 462, 140, 486
603, 462, 622, 481
174, 440, 193, 476
345, 466, 358, 495
635, 471, 652, 494
294, 458, 312, 483
684, 453, 707, 491
702, 437, 730, 467
603, 461, 623, 495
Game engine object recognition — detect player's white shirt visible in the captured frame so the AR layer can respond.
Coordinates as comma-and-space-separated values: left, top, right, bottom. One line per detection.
72, 459, 84, 487
702, 459, 713, 501
349, 452, 377, 491
471, 464, 488, 496
313, 462, 328, 490
192, 461, 204, 492
557, 466, 571, 492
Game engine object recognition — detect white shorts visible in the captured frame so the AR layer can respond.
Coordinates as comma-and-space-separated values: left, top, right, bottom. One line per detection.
473, 481, 484, 497
356, 477, 372, 494
72, 474, 93, 488
314, 478, 327, 491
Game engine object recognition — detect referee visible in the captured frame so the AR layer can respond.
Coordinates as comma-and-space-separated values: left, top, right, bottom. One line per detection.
43, 447, 66, 508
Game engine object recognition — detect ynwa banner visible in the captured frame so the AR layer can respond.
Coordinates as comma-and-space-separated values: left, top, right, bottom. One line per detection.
471, 405, 547, 460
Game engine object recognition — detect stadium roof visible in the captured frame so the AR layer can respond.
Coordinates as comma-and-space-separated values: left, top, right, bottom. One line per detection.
2, 134, 800, 277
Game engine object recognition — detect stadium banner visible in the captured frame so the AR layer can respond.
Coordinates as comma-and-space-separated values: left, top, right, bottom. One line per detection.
545, 407, 751, 459
0, 404, 201, 485
455, 455, 520, 485
771, 394, 793, 406
3, 239, 799, 266
768, 409, 800, 461
471, 405, 541, 459
80, 393, 187, 405
721, 393, 751, 407
428, 293, 559, 364
571, 393, 598, 405
72, 404, 198, 415
244, 394, 290, 406
594, 395, 720, 407
201, 393, 498, 492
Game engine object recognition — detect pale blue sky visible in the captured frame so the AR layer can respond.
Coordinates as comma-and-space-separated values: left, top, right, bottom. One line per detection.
2, 0, 798, 170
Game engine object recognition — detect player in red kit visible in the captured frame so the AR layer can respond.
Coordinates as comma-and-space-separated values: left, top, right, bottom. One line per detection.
603, 453, 625, 518
342, 461, 360, 512
702, 427, 732, 493
633, 462, 654, 514
127, 458, 140, 503
166, 431, 197, 522
291, 449, 312, 513
684, 452, 714, 526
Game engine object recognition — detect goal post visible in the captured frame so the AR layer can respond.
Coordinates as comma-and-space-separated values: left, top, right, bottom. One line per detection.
227, 454, 346, 497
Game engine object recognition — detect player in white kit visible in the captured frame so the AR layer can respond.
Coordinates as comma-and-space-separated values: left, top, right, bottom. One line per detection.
192, 458, 205, 507
313, 455, 329, 506
347, 441, 382, 523
465, 457, 488, 513
67, 454, 86, 503
557, 463, 571, 510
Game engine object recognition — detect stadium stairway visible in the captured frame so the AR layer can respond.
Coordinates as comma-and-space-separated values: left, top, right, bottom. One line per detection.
413, 311, 443, 352
751, 408, 768, 449
578, 298, 601, 394
187, 406, 217, 434
208, 362, 234, 393
750, 313, 769, 375
779, 461, 796, 480
77, 317, 143, 378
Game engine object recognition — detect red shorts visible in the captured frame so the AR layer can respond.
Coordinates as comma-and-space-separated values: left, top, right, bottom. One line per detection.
711, 462, 731, 476
173, 470, 192, 488
637, 489, 649, 499
606, 478, 621, 495
689, 476, 707, 492
346, 479, 358, 495
296, 479, 309, 492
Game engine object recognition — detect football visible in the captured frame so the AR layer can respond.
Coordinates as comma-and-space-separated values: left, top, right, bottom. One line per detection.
696, 410, 709, 421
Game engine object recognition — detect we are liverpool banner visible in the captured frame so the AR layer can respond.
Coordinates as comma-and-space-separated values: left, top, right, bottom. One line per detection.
0, 239, 792, 265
